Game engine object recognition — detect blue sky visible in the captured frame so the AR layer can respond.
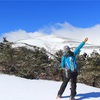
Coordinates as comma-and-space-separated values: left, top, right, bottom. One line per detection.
1, 0, 100, 45
0, 1, 100, 35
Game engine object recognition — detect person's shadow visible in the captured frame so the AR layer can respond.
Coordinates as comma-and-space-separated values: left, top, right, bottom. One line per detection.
61, 92, 100, 100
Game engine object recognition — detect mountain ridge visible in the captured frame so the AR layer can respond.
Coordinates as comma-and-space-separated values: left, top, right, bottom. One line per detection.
11, 35, 100, 55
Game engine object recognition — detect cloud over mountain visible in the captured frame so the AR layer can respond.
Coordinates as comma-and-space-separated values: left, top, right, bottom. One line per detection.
1, 22, 100, 45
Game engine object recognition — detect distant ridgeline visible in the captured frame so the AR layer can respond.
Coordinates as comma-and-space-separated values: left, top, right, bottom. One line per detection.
0, 37, 100, 88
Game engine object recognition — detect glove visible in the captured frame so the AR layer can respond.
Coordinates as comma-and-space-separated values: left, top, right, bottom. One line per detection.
84, 38, 88, 42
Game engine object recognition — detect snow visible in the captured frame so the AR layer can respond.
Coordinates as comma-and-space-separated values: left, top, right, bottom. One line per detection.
12, 35, 100, 55
0, 74, 100, 100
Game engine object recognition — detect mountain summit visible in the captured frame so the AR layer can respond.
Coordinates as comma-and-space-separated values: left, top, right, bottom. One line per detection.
12, 35, 100, 55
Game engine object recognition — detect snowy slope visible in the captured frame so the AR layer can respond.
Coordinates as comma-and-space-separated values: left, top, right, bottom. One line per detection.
0, 74, 100, 100
12, 35, 100, 55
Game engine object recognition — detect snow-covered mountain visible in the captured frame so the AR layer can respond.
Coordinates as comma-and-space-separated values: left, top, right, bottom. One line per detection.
0, 74, 100, 100
12, 35, 100, 55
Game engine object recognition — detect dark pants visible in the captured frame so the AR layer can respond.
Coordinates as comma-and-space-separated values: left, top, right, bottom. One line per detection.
57, 71, 78, 98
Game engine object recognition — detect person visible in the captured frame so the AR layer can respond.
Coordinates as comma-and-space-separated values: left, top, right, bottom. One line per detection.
56, 38, 88, 100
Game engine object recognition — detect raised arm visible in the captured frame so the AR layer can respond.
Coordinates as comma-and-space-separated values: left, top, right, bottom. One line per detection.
74, 38, 88, 56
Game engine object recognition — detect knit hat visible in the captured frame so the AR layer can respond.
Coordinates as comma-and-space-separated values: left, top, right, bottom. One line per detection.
63, 45, 70, 52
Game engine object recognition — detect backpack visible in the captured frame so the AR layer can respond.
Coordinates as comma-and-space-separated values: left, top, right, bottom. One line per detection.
64, 51, 77, 72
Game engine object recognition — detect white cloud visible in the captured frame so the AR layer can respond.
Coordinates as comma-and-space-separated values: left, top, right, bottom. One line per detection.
1, 22, 100, 45
1, 29, 29, 42
45, 22, 100, 45
1, 29, 45, 42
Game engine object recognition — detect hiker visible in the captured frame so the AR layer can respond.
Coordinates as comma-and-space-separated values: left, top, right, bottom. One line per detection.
56, 38, 88, 100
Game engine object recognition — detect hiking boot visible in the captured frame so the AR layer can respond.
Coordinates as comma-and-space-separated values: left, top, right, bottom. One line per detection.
69, 97, 75, 100
56, 95, 61, 99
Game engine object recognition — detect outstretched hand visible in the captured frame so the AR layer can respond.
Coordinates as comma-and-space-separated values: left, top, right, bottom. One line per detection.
84, 38, 88, 42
